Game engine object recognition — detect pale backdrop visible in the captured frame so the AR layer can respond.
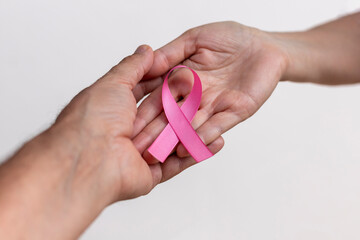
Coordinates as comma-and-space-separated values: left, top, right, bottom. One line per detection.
1, 0, 360, 239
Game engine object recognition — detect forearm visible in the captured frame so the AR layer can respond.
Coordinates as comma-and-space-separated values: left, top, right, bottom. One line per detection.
275, 12, 360, 85
0, 122, 111, 239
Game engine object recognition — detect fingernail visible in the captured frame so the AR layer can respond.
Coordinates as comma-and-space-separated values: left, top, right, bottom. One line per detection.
135, 45, 148, 54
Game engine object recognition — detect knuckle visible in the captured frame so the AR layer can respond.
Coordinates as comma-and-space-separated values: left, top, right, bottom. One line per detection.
157, 48, 171, 70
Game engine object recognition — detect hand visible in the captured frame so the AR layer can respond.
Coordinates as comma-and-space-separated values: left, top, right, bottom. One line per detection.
52, 45, 216, 213
53, 45, 158, 203
132, 22, 288, 162
0, 45, 209, 239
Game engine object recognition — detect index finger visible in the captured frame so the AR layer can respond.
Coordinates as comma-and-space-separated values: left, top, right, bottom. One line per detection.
145, 29, 199, 79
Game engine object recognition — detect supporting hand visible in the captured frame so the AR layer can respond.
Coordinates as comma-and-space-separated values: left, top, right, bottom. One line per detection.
132, 22, 287, 161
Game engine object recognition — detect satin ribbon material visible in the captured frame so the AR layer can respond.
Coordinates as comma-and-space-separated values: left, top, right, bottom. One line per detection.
147, 65, 213, 163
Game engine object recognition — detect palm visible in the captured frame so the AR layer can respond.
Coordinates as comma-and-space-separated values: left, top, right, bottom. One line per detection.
93, 69, 217, 199
56, 46, 222, 201
132, 22, 286, 160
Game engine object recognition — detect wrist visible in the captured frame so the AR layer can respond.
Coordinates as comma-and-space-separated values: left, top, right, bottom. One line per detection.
268, 30, 321, 83
247, 26, 290, 85
270, 13, 360, 85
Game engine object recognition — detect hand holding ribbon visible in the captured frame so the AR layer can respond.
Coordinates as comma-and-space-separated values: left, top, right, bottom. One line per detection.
148, 66, 213, 162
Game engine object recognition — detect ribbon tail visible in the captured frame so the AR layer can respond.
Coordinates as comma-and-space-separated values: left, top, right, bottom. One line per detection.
147, 124, 178, 163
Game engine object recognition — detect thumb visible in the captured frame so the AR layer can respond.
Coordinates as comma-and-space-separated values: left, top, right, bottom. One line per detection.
107, 45, 154, 89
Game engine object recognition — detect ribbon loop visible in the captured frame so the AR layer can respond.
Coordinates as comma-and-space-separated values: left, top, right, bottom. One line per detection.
147, 65, 213, 162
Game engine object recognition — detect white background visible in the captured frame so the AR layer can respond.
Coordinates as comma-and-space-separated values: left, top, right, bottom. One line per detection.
1, 0, 360, 239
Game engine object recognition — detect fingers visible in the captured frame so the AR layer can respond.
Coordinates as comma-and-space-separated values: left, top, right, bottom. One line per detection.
176, 89, 253, 158
132, 72, 215, 163
176, 111, 239, 158
131, 86, 163, 139
133, 110, 169, 157
157, 136, 225, 183
148, 163, 162, 188
131, 68, 194, 139
102, 45, 154, 89
137, 104, 217, 165
132, 94, 189, 163
151, 107, 211, 162
132, 76, 163, 103
145, 29, 199, 79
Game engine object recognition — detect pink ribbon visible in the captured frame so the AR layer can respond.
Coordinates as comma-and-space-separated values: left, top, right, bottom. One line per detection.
147, 65, 213, 163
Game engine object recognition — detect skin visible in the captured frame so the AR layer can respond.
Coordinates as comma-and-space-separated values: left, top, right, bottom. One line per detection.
0, 11, 359, 240
133, 12, 360, 162
0, 46, 223, 239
